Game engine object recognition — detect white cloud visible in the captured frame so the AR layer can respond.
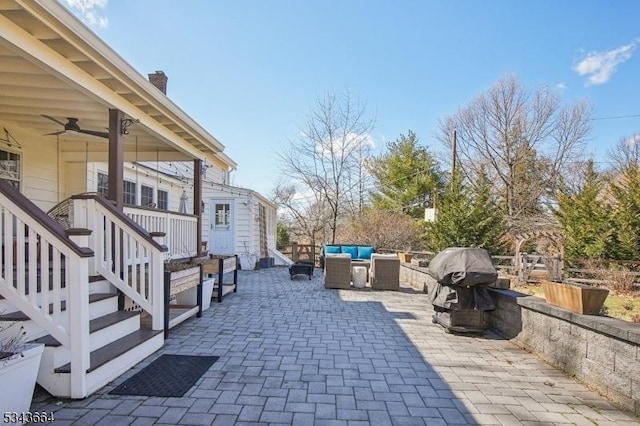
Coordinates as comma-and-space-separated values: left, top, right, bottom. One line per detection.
573, 40, 637, 86
625, 134, 640, 146
62, 0, 109, 28
555, 82, 566, 92
315, 132, 376, 158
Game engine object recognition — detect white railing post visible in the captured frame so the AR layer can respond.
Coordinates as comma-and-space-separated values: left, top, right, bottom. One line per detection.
68, 256, 90, 398
151, 249, 165, 331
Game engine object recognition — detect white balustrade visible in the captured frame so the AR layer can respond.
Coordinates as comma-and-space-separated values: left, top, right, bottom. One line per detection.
0, 191, 90, 397
123, 206, 198, 259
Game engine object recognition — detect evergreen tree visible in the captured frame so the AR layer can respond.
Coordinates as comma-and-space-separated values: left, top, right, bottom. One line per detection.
552, 160, 614, 260
424, 170, 505, 252
609, 165, 640, 259
368, 131, 442, 219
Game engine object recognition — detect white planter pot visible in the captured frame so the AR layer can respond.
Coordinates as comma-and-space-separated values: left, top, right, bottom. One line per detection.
201, 278, 215, 311
0, 343, 44, 422
174, 278, 215, 311
239, 255, 256, 270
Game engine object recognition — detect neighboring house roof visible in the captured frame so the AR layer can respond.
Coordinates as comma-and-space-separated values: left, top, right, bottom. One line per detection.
0, 0, 235, 168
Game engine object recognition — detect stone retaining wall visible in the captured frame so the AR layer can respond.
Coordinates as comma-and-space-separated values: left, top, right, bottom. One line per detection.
399, 264, 640, 415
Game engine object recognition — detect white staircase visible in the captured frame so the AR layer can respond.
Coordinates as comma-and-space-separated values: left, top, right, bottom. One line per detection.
0, 276, 163, 398
0, 186, 167, 399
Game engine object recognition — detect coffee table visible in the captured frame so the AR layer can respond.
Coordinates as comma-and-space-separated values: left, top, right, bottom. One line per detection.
289, 261, 314, 280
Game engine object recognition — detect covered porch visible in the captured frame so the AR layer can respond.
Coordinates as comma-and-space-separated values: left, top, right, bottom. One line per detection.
0, 0, 235, 399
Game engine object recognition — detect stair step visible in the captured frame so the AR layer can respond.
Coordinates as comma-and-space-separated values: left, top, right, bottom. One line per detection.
89, 275, 106, 283
29, 310, 140, 348
0, 293, 116, 321
55, 329, 163, 373
90, 310, 139, 333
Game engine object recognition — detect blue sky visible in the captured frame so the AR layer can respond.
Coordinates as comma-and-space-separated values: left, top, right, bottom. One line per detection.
63, 0, 640, 196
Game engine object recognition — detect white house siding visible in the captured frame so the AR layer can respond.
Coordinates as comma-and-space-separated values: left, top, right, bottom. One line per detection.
88, 162, 186, 211
0, 122, 60, 211
199, 184, 277, 261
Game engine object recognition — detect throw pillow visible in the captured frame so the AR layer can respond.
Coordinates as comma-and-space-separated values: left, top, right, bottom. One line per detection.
357, 246, 375, 260
324, 245, 341, 254
341, 245, 358, 258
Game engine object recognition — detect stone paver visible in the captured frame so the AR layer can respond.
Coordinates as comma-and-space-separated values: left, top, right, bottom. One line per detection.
31, 268, 639, 425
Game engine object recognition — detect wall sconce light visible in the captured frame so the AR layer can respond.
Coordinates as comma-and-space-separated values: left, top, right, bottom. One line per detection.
121, 118, 140, 135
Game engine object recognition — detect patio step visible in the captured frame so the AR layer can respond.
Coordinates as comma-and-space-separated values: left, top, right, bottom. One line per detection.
0, 293, 118, 341
54, 329, 163, 373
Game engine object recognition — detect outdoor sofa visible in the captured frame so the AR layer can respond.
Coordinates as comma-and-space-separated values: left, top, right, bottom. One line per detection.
319, 244, 375, 269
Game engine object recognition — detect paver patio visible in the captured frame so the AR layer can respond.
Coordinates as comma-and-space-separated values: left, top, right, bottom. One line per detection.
32, 268, 639, 425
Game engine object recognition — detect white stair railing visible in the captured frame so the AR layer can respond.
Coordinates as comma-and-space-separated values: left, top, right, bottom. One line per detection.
0, 184, 91, 398
72, 196, 166, 330
124, 206, 198, 259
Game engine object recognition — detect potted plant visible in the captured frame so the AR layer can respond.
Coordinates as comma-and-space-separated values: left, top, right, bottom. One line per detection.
541, 280, 609, 315
0, 321, 45, 421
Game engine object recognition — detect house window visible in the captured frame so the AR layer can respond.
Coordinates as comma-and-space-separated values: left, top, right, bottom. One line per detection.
97, 172, 108, 196
141, 185, 154, 207
0, 149, 21, 189
157, 190, 168, 210
123, 180, 136, 205
214, 203, 230, 230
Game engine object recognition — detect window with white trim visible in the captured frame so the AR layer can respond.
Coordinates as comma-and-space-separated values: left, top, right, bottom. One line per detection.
123, 180, 137, 205
157, 190, 168, 210
0, 149, 21, 189
141, 185, 154, 207
97, 172, 108, 196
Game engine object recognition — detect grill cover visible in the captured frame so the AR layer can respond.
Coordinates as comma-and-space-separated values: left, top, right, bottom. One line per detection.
428, 247, 497, 311
427, 247, 497, 287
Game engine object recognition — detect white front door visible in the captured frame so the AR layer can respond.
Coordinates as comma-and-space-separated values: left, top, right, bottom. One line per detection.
209, 199, 234, 254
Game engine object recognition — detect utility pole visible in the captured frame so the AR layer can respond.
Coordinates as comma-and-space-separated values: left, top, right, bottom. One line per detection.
451, 129, 457, 175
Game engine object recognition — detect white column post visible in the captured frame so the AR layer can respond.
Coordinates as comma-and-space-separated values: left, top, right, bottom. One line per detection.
151, 247, 165, 330
68, 255, 90, 398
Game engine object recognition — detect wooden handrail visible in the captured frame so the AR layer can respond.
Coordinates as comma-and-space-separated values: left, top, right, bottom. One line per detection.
0, 180, 93, 257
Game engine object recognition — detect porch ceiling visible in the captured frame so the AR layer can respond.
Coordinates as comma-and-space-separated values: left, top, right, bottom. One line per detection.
0, 0, 230, 164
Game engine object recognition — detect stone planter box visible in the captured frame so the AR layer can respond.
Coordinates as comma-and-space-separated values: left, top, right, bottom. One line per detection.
410, 258, 429, 268
542, 279, 609, 315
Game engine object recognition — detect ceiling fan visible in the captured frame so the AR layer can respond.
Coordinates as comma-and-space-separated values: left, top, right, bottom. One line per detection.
42, 115, 109, 139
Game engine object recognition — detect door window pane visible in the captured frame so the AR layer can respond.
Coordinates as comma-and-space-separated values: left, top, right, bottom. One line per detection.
215, 204, 230, 229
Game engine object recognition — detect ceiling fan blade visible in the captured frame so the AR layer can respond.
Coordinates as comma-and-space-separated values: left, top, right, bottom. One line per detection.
77, 128, 109, 139
41, 114, 67, 126
43, 130, 66, 136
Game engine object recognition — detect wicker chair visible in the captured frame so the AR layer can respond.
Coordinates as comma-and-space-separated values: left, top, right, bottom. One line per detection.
324, 254, 352, 289
369, 253, 400, 290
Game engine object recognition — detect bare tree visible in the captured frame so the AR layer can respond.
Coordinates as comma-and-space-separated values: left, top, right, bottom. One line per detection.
437, 75, 592, 228
272, 181, 330, 247
278, 91, 375, 243
607, 132, 640, 174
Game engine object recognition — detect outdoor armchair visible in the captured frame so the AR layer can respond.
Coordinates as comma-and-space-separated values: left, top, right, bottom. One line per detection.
369, 253, 400, 290
324, 254, 352, 289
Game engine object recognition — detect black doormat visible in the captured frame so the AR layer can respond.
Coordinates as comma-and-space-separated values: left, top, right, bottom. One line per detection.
110, 354, 218, 397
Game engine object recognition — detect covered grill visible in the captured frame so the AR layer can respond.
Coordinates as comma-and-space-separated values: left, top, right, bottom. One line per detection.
428, 247, 497, 333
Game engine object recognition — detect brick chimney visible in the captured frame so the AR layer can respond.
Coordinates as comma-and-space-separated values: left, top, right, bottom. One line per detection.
148, 71, 168, 94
